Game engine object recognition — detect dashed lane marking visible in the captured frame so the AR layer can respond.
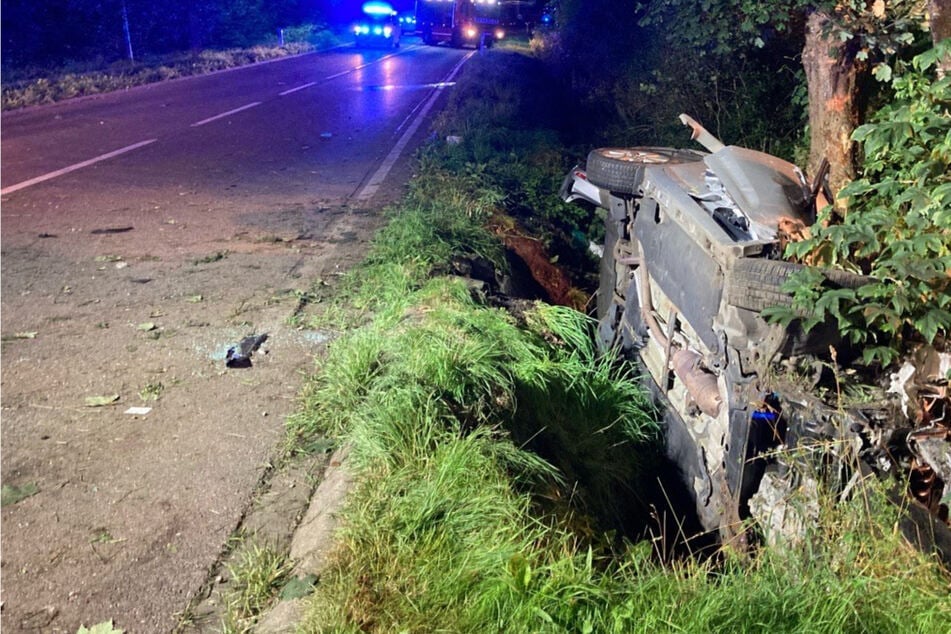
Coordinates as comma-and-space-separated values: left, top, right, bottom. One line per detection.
1, 139, 158, 195
353, 52, 473, 203
190, 101, 262, 127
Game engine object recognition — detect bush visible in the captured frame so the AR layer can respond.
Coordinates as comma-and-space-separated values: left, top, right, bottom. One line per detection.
769, 42, 951, 366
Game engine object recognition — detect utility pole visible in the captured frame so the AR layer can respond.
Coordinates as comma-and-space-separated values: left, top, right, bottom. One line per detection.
122, 0, 134, 62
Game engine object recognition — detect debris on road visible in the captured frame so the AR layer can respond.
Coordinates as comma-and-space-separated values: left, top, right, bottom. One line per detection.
91, 226, 134, 235
85, 394, 120, 407
125, 406, 153, 416
226, 333, 269, 368
1, 482, 39, 507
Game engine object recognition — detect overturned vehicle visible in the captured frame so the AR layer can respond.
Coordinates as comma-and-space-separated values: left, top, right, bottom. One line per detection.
561, 115, 950, 553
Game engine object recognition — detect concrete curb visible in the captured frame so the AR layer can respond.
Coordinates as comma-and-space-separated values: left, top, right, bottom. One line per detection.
255, 445, 353, 633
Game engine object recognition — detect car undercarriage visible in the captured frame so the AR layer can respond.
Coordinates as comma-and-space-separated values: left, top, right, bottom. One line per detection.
561, 115, 951, 558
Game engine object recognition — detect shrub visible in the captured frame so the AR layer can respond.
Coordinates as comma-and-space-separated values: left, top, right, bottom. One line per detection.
768, 42, 951, 366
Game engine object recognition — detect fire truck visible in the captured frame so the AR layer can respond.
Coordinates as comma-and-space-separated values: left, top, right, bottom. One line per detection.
416, 0, 505, 48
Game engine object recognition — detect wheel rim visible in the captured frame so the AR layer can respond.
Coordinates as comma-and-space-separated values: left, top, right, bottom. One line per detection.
599, 149, 672, 164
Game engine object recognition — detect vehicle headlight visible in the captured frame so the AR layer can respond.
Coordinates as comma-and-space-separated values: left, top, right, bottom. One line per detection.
373, 26, 383, 35
495, 29, 505, 39
465, 27, 477, 38
384, 26, 392, 36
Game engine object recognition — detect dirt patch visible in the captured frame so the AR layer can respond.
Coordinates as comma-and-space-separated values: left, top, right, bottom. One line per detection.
0, 199, 383, 632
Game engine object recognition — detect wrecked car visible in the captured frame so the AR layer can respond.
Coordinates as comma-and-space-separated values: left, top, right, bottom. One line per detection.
561, 115, 950, 552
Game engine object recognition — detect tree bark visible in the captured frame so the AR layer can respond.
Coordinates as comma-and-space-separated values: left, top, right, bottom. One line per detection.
801, 10, 863, 208
931, 0, 951, 76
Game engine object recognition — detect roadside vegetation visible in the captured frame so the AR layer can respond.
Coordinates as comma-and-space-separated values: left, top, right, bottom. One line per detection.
278, 48, 950, 632
768, 42, 951, 365
1, 24, 339, 111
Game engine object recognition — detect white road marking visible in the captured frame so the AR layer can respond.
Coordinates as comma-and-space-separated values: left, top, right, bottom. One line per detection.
1, 45, 448, 197
279, 81, 317, 96
283, 48, 412, 95
354, 52, 474, 203
0, 139, 158, 195
190, 101, 262, 127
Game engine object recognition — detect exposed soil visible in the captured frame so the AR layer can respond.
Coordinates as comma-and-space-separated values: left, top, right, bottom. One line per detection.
0, 189, 393, 632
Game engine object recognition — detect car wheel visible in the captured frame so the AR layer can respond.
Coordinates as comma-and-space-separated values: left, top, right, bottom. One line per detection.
585, 147, 704, 195
421, 28, 433, 45
726, 259, 869, 313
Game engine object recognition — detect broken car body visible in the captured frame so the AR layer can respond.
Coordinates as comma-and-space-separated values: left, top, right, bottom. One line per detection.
561, 115, 950, 551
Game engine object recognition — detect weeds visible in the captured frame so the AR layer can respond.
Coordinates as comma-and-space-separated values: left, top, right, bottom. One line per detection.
138, 382, 164, 402
221, 542, 292, 634
191, 251, 229, 266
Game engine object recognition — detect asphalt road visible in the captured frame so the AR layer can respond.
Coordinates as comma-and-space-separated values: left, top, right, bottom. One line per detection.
2, 40, 473, 235
0, 39, 474, 632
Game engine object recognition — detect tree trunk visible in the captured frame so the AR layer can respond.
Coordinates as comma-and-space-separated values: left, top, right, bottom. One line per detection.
801, 10, 863, 208
931, 0, 951, 76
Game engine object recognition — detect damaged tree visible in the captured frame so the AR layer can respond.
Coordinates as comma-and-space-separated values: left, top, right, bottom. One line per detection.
801, 8, 863, 198
639, 0, 932, 201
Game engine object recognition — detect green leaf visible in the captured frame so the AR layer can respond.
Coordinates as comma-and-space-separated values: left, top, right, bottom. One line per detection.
862, 345, 899, 366
85, 394, 120, 407
1, 482, 39, 507
872, 63, 892, 83
76, 621, 124, 634
280, 574, 319, 600
917, 308, 951, 343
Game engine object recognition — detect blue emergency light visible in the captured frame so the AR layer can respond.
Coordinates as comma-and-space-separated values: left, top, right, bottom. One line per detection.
363, 1, 396, 16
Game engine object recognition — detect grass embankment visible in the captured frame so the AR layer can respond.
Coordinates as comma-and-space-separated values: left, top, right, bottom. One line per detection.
272, 50, 948, 632
0, 24, 339, 111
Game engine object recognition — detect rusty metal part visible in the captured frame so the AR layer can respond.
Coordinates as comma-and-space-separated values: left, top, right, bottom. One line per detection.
678, 113, 725, 153
671, 349, 722, 418
634, 243, 721, 418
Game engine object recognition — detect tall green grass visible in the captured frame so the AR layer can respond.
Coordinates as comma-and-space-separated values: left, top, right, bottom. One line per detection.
288, 185, 949, 632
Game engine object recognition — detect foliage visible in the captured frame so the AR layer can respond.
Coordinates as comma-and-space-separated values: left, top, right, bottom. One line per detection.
767, 42, 951, 365
1, 0, 324, 68
430, 50, 600, 270
1, 29, 337, 110
623, 0, 930, 158
221, 543, 293, 634
76, 621, 124, 634
538, 0, 810, 158
639, 0, 927, 59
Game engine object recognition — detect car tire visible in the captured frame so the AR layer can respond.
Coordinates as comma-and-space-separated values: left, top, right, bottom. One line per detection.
585, 147, 704, 195
421, 28, 433, 45
726, 259, 869, 313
